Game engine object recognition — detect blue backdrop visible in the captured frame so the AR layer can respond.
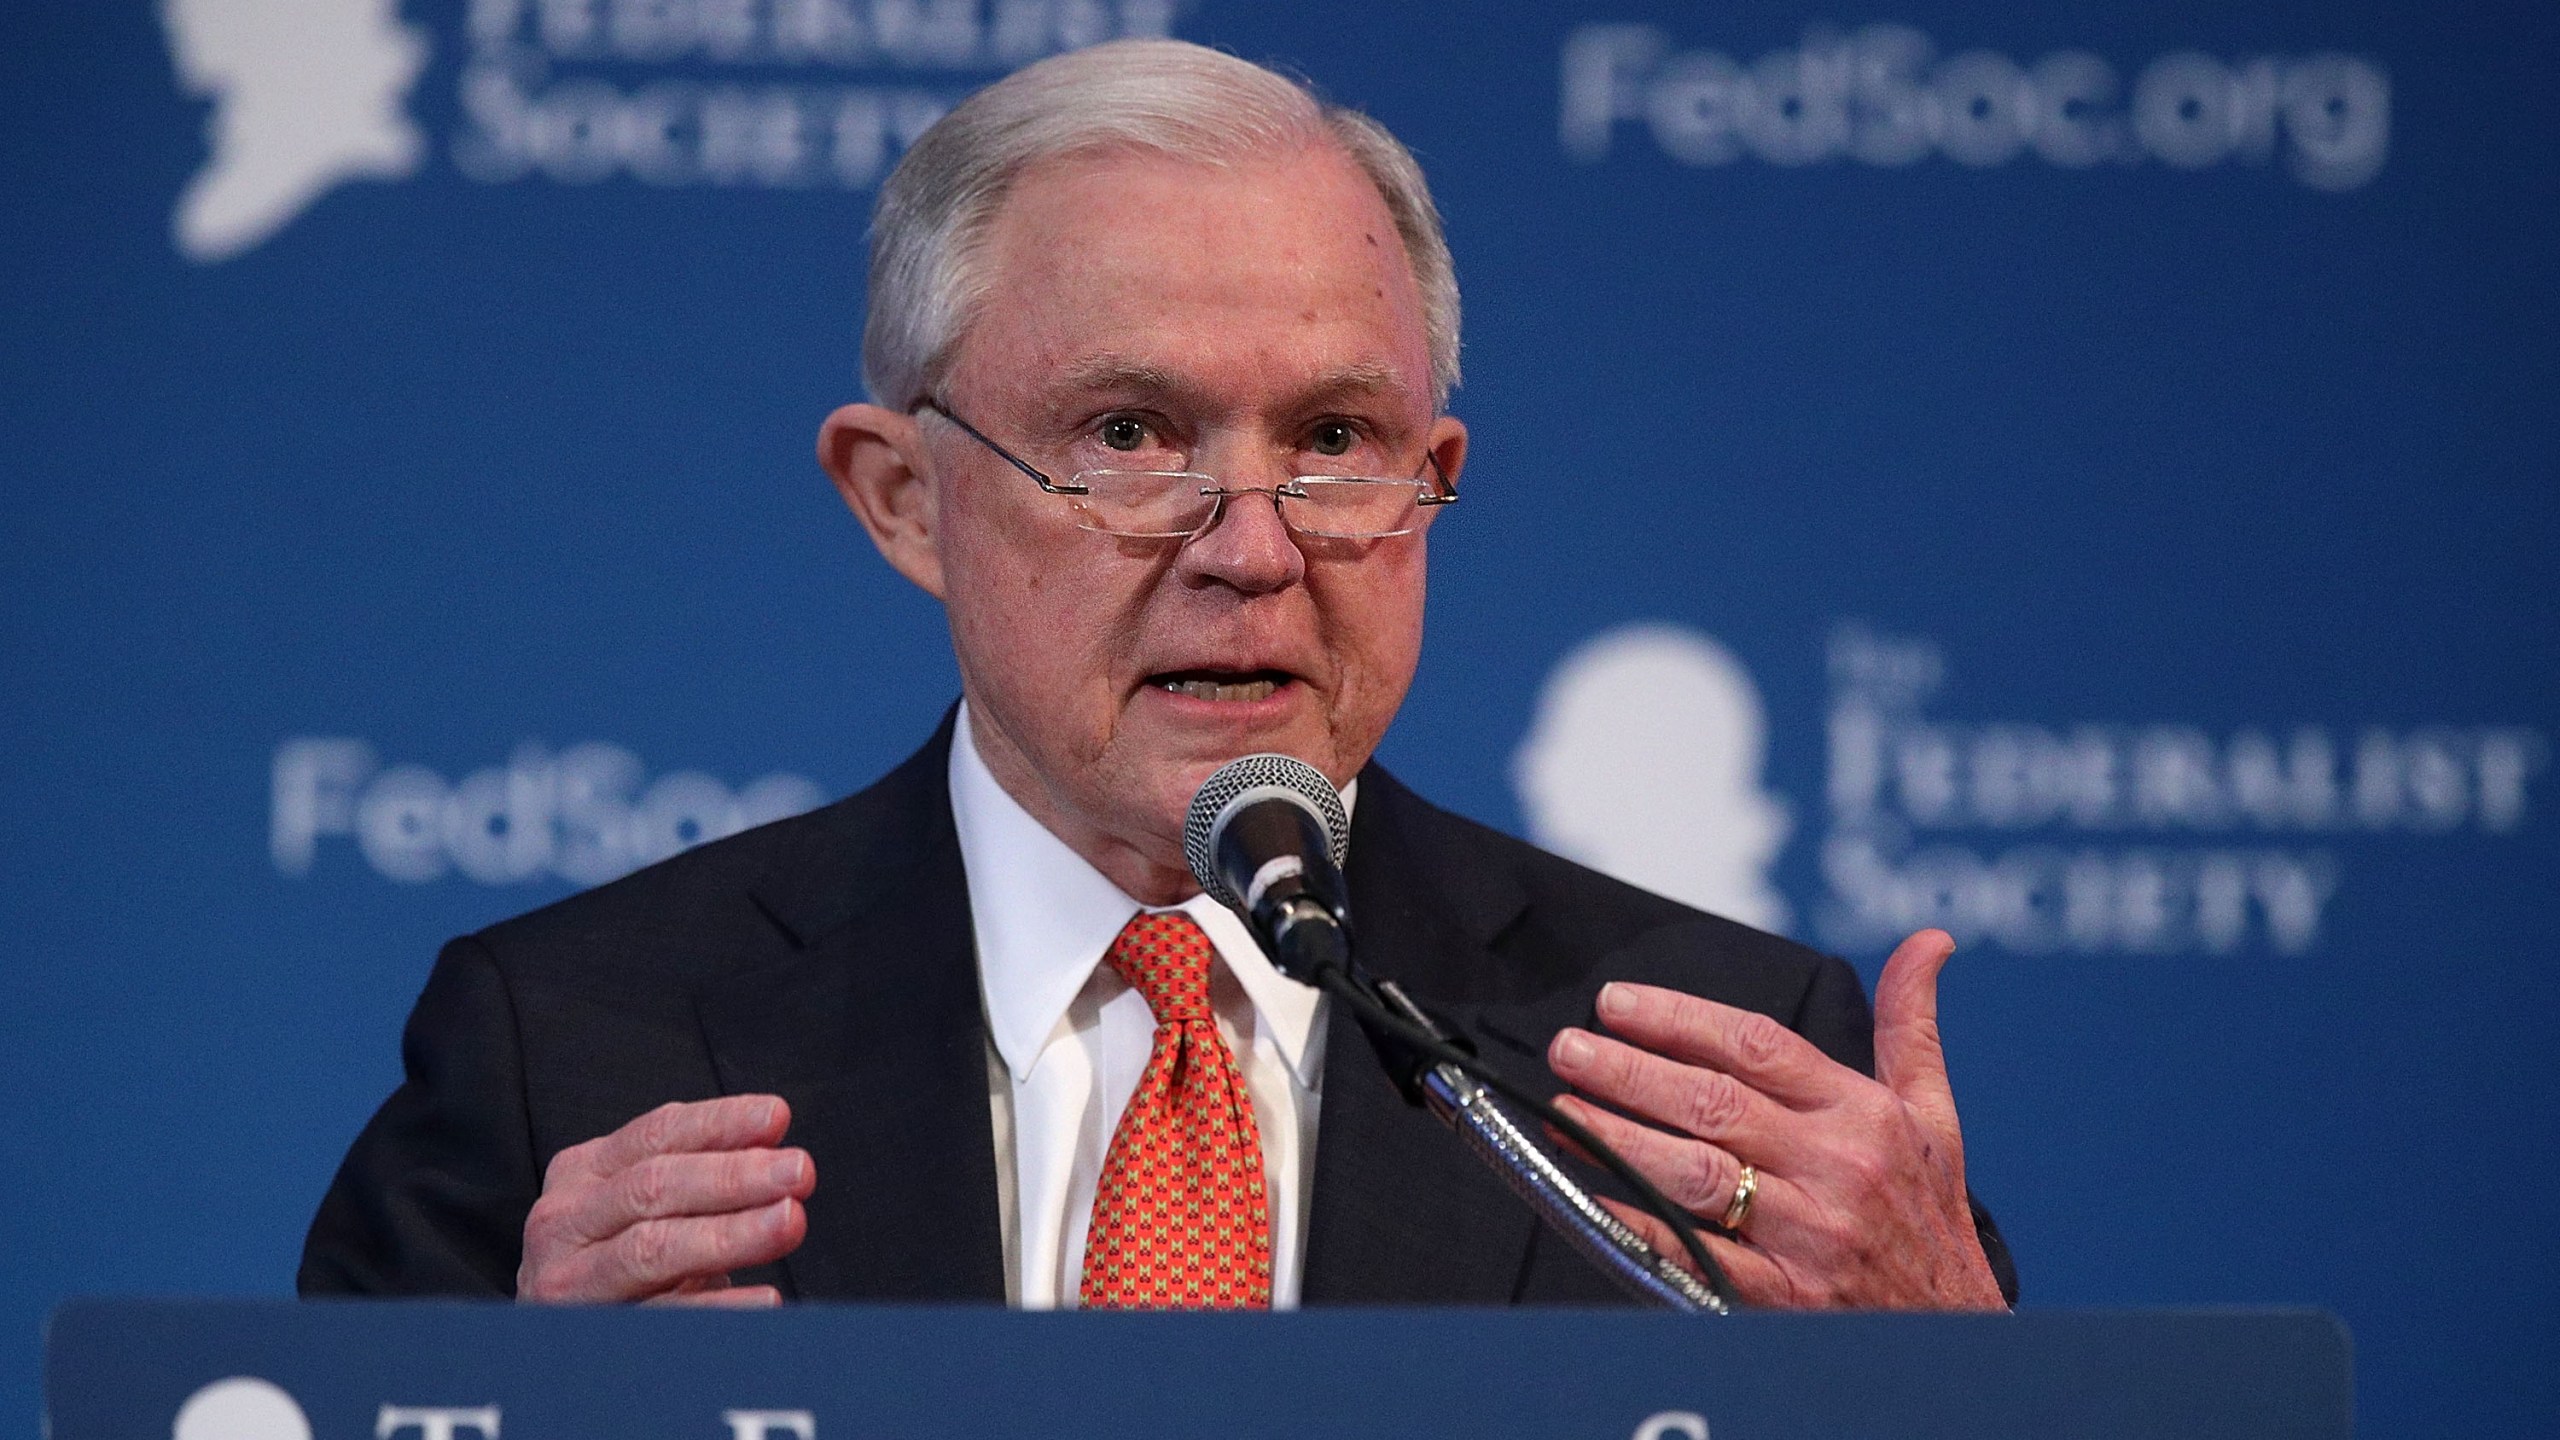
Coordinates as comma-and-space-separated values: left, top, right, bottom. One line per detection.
5, 2, 2554, 1434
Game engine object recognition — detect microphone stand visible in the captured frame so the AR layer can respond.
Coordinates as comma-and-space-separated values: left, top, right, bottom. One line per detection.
1264, 899, 1735, 1314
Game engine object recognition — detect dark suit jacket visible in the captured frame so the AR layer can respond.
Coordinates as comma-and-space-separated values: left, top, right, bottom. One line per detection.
301, 719, 2016, 1305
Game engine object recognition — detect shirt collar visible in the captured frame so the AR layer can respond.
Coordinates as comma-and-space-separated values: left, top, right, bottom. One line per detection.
947, 702, 1343, 1091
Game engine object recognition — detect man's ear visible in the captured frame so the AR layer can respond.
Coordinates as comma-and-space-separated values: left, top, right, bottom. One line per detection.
1426, 413, 1469, 506
818, 402, 945, 599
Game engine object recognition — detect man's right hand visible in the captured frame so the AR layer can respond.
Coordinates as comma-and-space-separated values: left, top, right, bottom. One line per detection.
516, 1094, 814, 1306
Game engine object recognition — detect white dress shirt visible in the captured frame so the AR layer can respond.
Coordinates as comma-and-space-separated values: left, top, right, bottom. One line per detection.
947, 704, 1337, 1308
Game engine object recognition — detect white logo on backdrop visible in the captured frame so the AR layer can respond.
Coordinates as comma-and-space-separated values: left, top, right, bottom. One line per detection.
1818, 624, 2546, 956
1512, 622, 2548, 957
159, 1, 1187, 259
172, 1376, 311, 1440
272, 738, 827, 885
458, 0, 1182, 189
159, 0, 430, 262
1562, 23, 2390, 190
1514, 624, 1794, 933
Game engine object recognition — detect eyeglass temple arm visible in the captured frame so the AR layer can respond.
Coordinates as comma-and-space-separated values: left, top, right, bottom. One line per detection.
912, 399, 1085, 496
1417, 447, 1458, 506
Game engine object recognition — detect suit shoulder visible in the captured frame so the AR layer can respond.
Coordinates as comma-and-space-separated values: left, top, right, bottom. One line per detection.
459, 800, 837, 984
464, 721, 953, 987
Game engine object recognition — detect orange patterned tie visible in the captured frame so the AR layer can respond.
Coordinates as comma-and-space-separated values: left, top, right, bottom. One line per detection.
1078, 910, 1273, 1309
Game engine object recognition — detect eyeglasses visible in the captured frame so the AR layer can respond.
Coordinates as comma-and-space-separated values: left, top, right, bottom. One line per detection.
915, 399, 1457, 540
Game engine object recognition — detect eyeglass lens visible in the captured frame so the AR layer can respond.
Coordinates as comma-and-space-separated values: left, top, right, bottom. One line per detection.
1068, 471, 1423, 539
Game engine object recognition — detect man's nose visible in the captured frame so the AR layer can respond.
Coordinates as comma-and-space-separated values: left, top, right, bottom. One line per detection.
1175, 447, 1306, 594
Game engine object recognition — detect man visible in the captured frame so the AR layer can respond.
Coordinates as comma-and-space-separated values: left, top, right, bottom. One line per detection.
303, 39, 2015, 1312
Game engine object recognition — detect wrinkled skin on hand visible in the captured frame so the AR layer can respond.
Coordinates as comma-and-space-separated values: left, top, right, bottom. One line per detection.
1549, 929, 2008, 1310
516, 1094, 813, 1306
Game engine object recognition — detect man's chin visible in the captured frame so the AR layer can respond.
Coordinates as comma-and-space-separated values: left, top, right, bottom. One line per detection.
1119, 694, 1344, 811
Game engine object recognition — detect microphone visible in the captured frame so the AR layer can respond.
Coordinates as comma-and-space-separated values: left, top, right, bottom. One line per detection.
1182, 754, 1737, 1313
1180, 752, 1354, 985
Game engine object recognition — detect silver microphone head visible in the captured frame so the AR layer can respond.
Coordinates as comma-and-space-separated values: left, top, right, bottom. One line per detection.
1183, 753, 1351, 911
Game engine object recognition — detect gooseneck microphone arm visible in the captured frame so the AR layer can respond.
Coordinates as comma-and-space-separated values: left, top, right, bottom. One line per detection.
1270, 898, 1731, 1313
1184, 756, 1738, 1314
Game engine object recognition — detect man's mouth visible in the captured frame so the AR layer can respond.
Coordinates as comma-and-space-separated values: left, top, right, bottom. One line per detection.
1150, 669, 1291, 703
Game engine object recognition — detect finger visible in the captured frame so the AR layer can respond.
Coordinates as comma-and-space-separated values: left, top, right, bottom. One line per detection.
1539, 1114, 1606, 1173
1872, 930, 1961, 1144
1594, 1196, 1792, 1307
1552, 1094, 1806, 1241
646, 1285, 784, 1308
1549, 1026, 1790, 1155
1591, 983, 1852, 1110
560, 1197, 807, 1303
1549, 1094, 1742, 1217
569, 1147, 815, 1245
586, 1095, 793, 1177
545, 1100, 761, 1190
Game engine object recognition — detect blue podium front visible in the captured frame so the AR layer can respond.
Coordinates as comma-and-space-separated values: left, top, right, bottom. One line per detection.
45, 1300, 2349, 1439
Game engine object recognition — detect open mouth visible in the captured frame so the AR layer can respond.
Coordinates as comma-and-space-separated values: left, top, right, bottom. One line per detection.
1150, 669, 1292, 703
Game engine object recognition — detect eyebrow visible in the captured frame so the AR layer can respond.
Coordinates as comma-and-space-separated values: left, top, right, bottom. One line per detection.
1055, 356, 1186, 399
1052, 355, 1416, 413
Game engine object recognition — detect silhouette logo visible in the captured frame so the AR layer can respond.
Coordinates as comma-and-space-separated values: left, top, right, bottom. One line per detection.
172, 1377, 310, 1440
160, 0, 429, 262
1515, 624, 1794, 932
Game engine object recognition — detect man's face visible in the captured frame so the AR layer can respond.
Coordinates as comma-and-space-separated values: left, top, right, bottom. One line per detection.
923, 142, 1464, 889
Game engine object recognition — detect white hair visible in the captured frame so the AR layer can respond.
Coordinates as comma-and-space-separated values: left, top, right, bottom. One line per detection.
862, 38, 1461, 411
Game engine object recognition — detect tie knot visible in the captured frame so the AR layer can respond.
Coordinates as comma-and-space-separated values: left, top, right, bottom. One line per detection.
1107, 910, 1216, 1026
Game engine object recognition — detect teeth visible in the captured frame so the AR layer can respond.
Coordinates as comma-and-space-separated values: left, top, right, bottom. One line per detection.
1163, 677, 1279, 702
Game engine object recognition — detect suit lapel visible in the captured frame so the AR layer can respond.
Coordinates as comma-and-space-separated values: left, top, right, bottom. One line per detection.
695, 719, 1007, 1302
1300, 767, 1542, 1304
685, 737, 1557, 1305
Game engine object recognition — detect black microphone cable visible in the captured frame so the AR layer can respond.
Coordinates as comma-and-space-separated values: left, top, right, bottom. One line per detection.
1297, 951, 1742, 1312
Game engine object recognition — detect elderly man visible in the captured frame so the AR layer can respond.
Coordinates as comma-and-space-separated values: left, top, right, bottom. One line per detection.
302, 39, 2014, 1312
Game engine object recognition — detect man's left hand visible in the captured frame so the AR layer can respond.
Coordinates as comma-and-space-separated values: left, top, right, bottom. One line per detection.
1547, 928, 2007, 1310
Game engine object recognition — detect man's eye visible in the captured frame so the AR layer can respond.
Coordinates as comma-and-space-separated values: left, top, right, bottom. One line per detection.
1309, 421, 1357, 457
1099, 417, 1148, 451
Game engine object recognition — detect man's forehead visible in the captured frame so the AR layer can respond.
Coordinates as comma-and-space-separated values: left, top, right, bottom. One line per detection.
950, 143, 1436, 417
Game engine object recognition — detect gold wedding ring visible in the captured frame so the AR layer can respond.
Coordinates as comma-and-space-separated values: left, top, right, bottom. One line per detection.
1718, 1163, 1758, 1232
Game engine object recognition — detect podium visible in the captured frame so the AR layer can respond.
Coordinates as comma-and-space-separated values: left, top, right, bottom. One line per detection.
46, 1300, 2349, 1439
